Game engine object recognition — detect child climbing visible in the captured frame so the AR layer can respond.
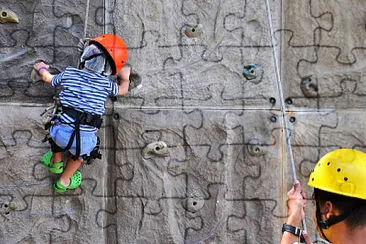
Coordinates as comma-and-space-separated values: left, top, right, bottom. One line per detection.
33, 34, 130, 193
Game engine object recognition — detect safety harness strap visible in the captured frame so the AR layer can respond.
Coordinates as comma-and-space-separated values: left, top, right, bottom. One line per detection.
61, 106, 102, 159
62, 107, 102, 129
63, 110, 81, 159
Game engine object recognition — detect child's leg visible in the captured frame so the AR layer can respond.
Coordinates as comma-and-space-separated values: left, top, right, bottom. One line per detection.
52, 152, 62, 163
59, 155, 83, 187
41, 151, 63, 173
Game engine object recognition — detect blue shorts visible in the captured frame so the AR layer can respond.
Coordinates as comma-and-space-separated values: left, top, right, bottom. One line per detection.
49, 123, 97, 157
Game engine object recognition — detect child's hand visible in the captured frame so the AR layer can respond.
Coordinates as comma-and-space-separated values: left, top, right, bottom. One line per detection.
77, 38, 90, 52
33, 61, 54, 84
117, 66, 131, 96
34, 61, 49, 74
117, 66, 131, 82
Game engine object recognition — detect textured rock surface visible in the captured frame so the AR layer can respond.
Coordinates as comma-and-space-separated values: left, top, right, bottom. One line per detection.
0, 0, 365, 243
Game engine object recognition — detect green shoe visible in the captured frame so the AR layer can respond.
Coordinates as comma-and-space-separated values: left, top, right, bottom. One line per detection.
41, 152, 64, 174
53, 171, 82, 193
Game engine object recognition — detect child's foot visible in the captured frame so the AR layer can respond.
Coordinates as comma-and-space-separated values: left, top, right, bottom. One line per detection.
41, 152, 64, 174
53, 171, 82, 193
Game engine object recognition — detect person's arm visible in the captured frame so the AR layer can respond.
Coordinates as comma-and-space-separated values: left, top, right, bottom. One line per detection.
33, 61, 54, 84
116, 66, 131, 96
280, 180, 312, 244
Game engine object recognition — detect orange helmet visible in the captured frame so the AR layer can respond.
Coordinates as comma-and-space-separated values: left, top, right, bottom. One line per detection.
89, 34, 128, 75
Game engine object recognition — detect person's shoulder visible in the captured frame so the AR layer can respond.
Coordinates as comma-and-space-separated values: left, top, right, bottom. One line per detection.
65, 67, 111, 82
88, 71, 112, 82
64, 66, 83, 73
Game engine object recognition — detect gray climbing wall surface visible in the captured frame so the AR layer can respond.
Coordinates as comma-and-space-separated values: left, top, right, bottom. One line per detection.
0, 0, 365, 243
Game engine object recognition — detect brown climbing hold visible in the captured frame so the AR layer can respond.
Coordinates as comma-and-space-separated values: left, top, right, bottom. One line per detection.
184, 24, 203, 38
0, 9, 19, 24
300, 76, 318, 98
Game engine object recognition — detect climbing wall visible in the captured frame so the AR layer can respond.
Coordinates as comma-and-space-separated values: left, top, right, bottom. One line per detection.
0, 0, 365, 243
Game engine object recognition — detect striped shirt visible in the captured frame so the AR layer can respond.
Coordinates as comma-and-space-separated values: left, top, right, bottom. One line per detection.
52, 67, 119, 132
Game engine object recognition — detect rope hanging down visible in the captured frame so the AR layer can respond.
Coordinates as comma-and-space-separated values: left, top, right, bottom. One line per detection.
263, 0, 307, 232
83, 0, 108, 39
83, 0, 91, 39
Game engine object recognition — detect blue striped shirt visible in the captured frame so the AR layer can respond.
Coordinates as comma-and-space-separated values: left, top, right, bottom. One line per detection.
52, 67, 119, 132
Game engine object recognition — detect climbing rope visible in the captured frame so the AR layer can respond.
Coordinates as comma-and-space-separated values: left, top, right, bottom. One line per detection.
264, 0, 308, 232
84, 0, 108, 38
83, 0, 91, 40
103, 0, 107, 34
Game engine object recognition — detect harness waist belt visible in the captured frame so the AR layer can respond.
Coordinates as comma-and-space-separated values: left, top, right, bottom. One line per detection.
62, 107, 103, 129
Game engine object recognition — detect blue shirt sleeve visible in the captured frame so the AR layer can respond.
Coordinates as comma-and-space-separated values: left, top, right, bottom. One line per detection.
51, 71, 64, 87
109, 80, 119, 96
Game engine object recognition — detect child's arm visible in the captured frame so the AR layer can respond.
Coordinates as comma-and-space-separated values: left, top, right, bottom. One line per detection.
116, 66, 131, 96
33, 61, 54, 84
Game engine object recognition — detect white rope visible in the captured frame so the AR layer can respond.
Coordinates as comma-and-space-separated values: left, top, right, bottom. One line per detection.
103, 0, 107, 34
264, 0, 307, 232
83, 0, 91, 39
84, 0, 109, 37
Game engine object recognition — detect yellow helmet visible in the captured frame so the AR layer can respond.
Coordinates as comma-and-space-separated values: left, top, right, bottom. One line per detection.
308, 148, 366, 200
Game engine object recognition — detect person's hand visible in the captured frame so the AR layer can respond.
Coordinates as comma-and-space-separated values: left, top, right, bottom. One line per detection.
281, 182, 312, 244
34, 61, 49, 74
33, 61, 54, 84
286, 180, 307, 226
77, 38, 90, 53
301, 230, 314, 244
117, 66, 131, 82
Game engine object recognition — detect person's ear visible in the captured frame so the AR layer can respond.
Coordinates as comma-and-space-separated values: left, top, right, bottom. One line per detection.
325, 201, 335, 219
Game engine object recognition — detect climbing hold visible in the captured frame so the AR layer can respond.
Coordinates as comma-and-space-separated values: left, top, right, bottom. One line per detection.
300, 76, 318, 98
248, 138, 265, 156
128, 68, 142, 91
142, 141, 169, 159
1, 202, 16, 216
30, 69, 42, 83
112, 112, 120, 120
285, 98, 293, 105
184, 24, 203, 38
182, 197, 205, 213
242, 64, 257, 80
0, 9, 19, 24
248, 144, 263, 156
269, 97, 276, 105
269, 115, 277, 123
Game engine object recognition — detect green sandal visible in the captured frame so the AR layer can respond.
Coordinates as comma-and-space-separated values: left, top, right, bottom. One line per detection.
53, 171, 82, 193
41, 152, 64, 174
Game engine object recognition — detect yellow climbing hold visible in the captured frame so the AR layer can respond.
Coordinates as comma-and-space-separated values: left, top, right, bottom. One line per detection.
0, 9, 19, 24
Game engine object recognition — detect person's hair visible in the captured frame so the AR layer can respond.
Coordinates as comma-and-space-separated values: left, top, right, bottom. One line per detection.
314, 188, 366, 229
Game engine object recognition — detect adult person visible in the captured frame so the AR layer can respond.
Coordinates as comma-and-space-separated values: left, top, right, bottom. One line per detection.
281, 148, 366, 244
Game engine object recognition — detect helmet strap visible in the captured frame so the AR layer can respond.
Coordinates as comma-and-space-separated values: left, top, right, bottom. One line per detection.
101, 58, 109, 77
78, 61, 85, 70
315, 200, 333, 243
